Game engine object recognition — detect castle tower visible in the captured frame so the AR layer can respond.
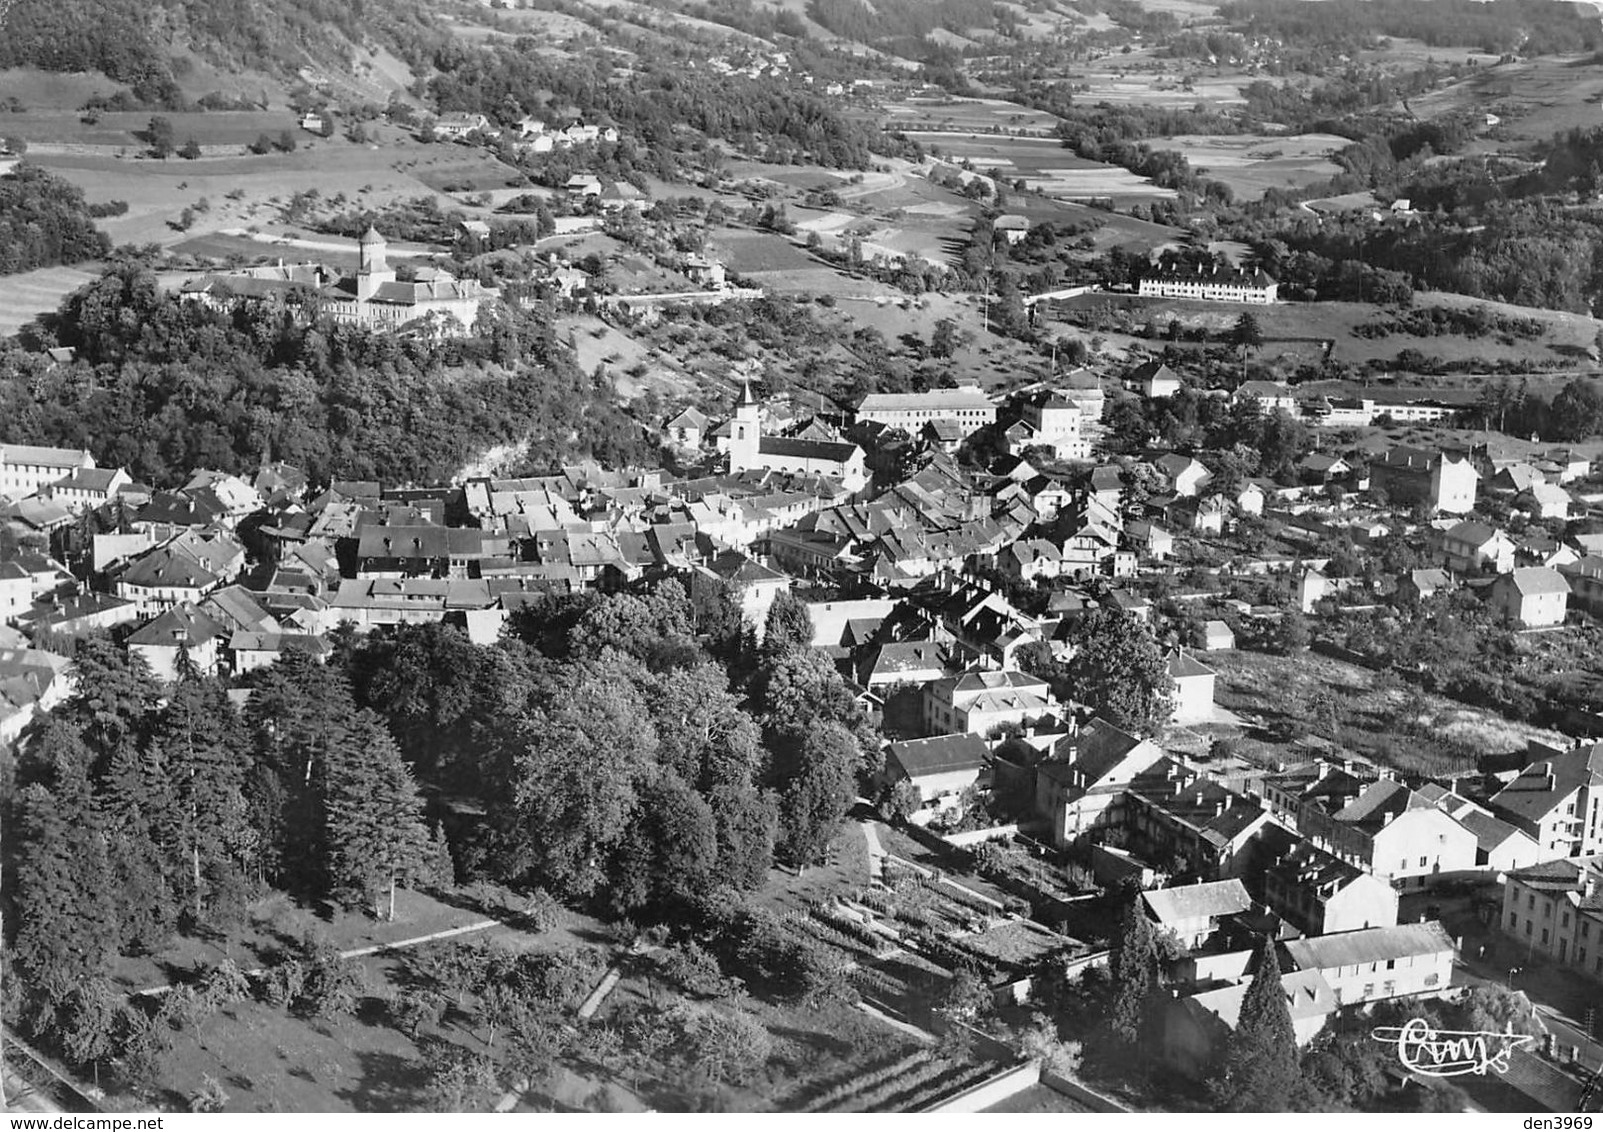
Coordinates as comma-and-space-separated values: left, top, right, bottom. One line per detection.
728, 378, 762, 473
356, 226, 396, 300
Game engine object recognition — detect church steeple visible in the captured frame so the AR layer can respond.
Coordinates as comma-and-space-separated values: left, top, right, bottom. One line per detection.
729, 378, 761, 473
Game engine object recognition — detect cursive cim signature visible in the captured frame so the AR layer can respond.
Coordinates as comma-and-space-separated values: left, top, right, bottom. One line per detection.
1371, 1018, 1538, 1077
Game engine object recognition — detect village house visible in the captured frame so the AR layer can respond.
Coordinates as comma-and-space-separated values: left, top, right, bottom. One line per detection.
1153, 453, 1213, 498
1489, 566, 1570, 628
1280, 921, 1455, 1007
1128, 360, 1181, 399
1560, 555, 1603, 616
1369, 446, 1478, 514
1297, 777, 1479, 889
665, 406, 709, 448
1122, 768, 1272, 881
1499, 856, 1603, 977
1199, 620, 1236, 651
883, 733, 990, 823
923, 668, 1055, 737
433, 112, 494, 141
1233, 380, 1300, 416
1125, 520, 1173, 561
1035, 718, 1168, 847
1262, 835, 1400, 935
127, 602, 228, 681
993, 214, 1030, 245
1162, 967, 1334, 1079
1168, 651, 1216, 725
1396, 567, 1453, 604
1142, 878, 1254, 950
1491, 741, 1603, 860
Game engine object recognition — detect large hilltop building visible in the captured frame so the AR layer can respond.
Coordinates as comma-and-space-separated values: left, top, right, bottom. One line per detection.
180, 228, 497, 338
1138, 262, 1278, 304
728, 381, 867, 491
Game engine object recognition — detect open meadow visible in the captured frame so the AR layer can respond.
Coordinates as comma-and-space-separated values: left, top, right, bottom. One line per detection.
1410, 54, 1603, 151
1047, 290, 1603, 375
0, 264, 100, 336
1146, 134, 1346, 200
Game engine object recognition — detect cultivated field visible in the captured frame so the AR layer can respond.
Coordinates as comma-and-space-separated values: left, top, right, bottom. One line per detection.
1411, 54, 1603, 151
1146, 133, 1346, 200
872, 96, 1063, 136
1047, 290, 1603, 374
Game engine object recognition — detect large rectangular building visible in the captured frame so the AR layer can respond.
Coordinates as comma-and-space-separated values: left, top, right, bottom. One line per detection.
855, 388, 996, 436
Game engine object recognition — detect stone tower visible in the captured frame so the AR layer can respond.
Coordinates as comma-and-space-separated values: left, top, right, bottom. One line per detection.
356, 226, 396, 300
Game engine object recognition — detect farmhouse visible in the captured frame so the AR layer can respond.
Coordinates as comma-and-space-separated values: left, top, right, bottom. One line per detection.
1137, 262, 1277, 304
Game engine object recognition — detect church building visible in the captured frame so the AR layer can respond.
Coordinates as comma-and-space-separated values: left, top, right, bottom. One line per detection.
727, 381, 867, 492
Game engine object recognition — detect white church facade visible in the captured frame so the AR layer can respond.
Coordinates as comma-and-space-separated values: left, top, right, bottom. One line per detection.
727, 381, 867, 492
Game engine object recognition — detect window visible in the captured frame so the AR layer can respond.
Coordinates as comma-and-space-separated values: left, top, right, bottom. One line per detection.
1362, 984, 1374, 999
1546, 901, 1554, 919
1530, 894, 1536, 910
1527, 921, 1534, 937
1420, 856, 1428, 868
1424, 974, 1440, 988
1543, 929, 1550, 945
1386, 959, 1396, 970
1510, 912, 1520, 929
1565, 912, 1572, 928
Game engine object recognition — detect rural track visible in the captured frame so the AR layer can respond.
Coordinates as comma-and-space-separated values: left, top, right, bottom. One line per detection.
130, 917, 501, 997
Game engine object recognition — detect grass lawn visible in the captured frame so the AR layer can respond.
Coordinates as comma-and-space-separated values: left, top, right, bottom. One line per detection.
0, 263, 100, 336
107, 887, 518, 996
138, 899, 613, 1113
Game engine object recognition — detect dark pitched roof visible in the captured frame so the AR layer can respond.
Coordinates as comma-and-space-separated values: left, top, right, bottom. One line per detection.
758, 436, 860, 463
886, 733, 989, 779
1282, 921, 1456, 971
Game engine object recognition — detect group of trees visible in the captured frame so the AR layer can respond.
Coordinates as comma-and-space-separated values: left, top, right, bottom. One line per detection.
10, 643, 440, 1057
1018, 609, 1174, 736
7, 577, 886, 1092
0, 259, 648, 486
0, 164, 113, 276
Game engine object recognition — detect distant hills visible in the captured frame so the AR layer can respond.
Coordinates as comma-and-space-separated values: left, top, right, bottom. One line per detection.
0, 0, 439, 106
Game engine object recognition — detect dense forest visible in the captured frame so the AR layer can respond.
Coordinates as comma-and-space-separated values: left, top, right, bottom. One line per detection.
0, 165, 112, 276
805, 0, 999, 47
0, 261, 648, 486
4, 582, 879, 1102
0, 0, 442, 107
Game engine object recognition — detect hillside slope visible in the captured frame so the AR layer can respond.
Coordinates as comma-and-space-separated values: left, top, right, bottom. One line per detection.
0, 0, 440, 105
